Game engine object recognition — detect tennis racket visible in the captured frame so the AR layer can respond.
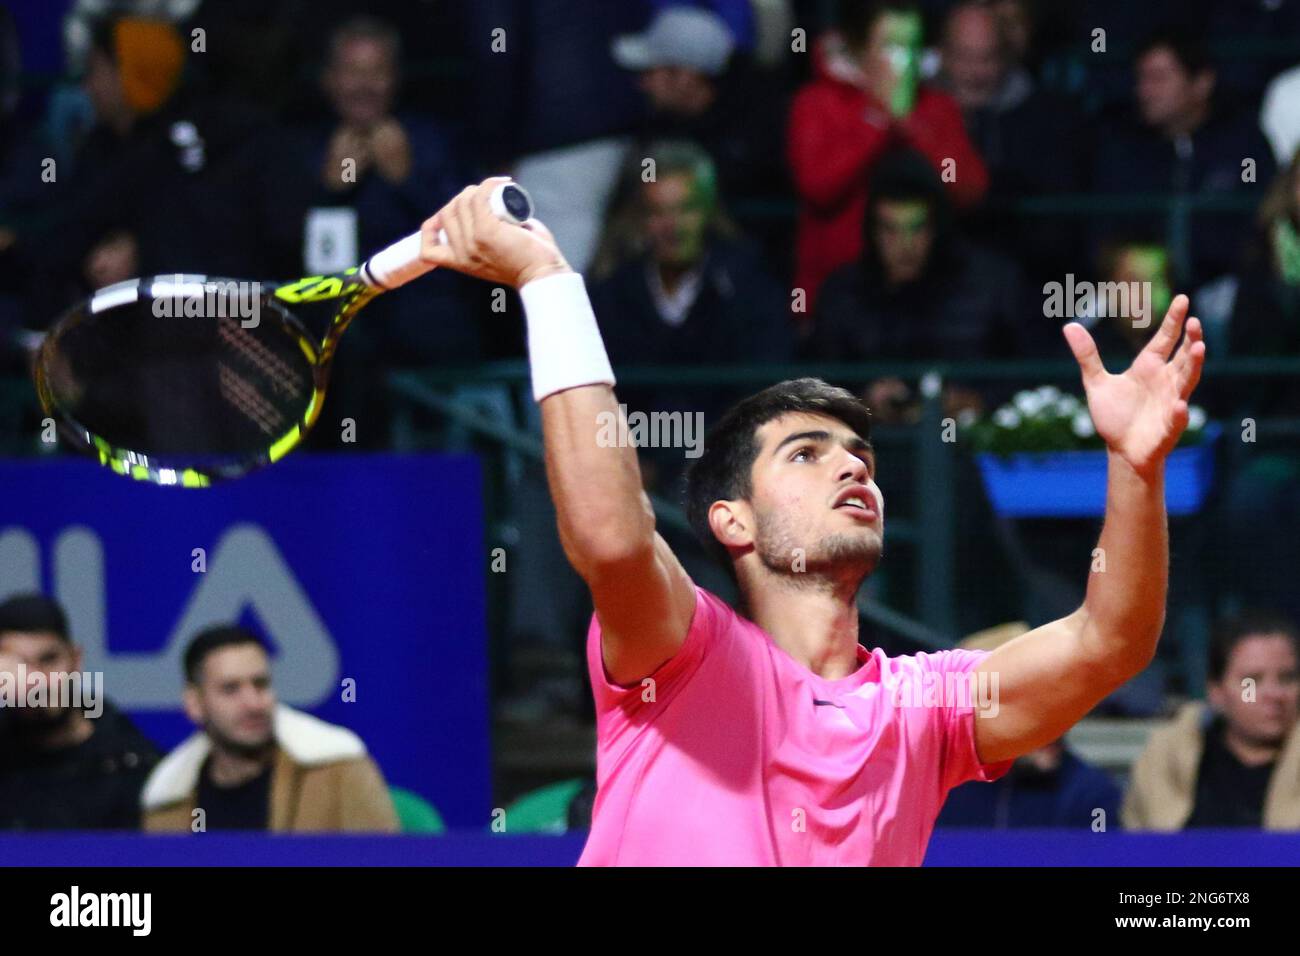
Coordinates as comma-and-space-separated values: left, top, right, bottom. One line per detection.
33, 181, 533, 487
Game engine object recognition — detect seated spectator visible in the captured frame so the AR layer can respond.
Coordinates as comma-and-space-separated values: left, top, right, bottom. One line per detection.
936, 1, 1086, 286
290, 15, 476, 447
1122, 610, 1300, 830
1090, 27, 1277, 289
588, 140, 794, 489
298, 16, 468, 361
0, 594, 159, 829
789, 0, 987, 313
612, 6, 789, 247
803, 149, 1023, 423
142, 625, 398, 832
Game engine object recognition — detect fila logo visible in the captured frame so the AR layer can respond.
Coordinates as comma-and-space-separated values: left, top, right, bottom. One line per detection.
0, 523, 337, 708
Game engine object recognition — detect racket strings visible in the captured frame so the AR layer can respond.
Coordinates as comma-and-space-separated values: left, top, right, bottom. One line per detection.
217, 362, 285, 436
216, 316, 306, 401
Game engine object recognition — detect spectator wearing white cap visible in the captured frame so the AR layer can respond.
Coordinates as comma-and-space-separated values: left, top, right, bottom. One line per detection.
613, 5, 791, 273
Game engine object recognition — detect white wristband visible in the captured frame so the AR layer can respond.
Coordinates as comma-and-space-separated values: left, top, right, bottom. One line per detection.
519, 271, 616, 403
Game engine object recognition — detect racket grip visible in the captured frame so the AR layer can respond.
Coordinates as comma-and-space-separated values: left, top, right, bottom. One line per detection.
360, 181, 533, 290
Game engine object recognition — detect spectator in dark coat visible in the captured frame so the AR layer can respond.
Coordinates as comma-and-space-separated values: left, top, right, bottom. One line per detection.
1090, 28, 1277, 289
295, 15, 471, 367
937, 1, 1087, 287
804, 149, 1024, 423
0, 594, 159, 830
289, 16, 475, 448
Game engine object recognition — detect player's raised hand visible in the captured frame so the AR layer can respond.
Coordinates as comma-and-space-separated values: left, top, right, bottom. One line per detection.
1062, 293, 1206, 479
418, 177, 571, 290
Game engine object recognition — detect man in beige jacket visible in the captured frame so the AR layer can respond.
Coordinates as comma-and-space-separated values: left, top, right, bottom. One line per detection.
1123, 610, 1300, 830
142, 625, 397, 832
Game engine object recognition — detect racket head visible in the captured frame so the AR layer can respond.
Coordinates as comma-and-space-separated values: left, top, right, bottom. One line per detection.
34, 274, 330, 486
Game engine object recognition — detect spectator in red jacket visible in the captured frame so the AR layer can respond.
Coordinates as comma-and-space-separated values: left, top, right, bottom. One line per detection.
788, 0, 987, 316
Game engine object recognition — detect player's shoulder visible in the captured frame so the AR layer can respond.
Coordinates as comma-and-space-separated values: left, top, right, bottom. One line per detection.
873, 645, 991, 680
586, 581, 737, 643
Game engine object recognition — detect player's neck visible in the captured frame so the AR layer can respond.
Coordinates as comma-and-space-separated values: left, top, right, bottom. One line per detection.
742, 576, 863, 679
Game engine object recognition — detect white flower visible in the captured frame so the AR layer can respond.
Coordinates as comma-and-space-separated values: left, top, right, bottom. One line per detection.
1053, 395, 1081, 417
994, 407, 1022, 429
1014, 391, 1044, 416
956, 407, 979, 428
1187, 406, 1207, 431
1071, 410, 1096, 438
1035, 385, 1062, 405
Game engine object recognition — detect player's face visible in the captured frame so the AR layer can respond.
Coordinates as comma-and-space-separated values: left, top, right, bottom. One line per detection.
644, 173, 709, 268
1209, 635, 1299, 747
0, 631, 82, 726
325, 37, 397, 128
747, 412, 883, 578
188, 645, 276, 753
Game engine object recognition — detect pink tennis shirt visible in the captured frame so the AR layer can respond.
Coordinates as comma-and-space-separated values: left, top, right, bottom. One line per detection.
579, 584, 1014, 866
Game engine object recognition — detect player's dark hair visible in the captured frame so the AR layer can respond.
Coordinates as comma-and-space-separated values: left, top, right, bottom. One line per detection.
184, 624, 268, 684
838, 0, 923, 52
1136, 27, 1212, 77
1208, 610, 1299, 683
0, 593, 71, 644
684, 378, 873, 581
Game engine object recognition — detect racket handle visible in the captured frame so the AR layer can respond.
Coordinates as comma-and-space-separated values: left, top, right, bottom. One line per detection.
360, 181, 534, 290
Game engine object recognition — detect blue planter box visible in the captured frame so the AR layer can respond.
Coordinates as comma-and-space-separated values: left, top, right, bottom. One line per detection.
976, 424, 1221, 518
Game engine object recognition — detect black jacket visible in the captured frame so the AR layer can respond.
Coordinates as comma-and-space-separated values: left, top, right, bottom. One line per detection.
0, 700, 160, 830
805, 240, 1027, 363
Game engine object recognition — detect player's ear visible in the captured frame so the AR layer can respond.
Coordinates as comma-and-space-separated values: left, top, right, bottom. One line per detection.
709, 498, 753, 549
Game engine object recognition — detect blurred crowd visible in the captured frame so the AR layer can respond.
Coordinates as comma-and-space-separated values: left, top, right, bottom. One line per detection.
1, 0, 1299, 832
1, 1, 1298, 395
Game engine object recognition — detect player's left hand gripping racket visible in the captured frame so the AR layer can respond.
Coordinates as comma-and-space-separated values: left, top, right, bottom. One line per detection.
33, 181, 533, 487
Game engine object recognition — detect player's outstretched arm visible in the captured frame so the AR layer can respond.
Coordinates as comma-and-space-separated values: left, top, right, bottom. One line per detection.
973, 295, 1206, 765
418, 179, 696, 686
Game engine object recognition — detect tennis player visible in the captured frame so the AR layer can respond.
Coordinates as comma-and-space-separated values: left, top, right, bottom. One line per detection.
422, 178, 1206, 865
